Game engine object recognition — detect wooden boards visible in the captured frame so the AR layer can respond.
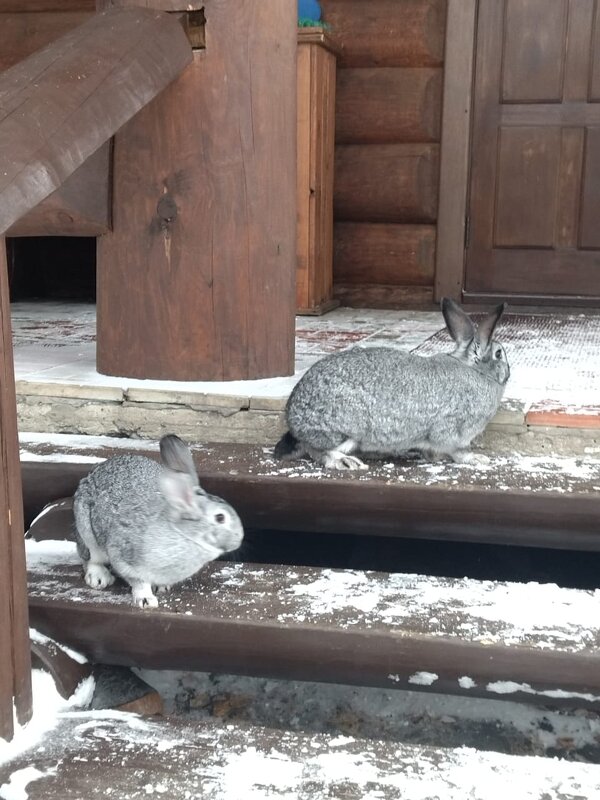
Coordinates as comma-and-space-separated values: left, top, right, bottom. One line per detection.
0, 240, 31, 740
97, 0, 297, 381
0, 7, 192, 235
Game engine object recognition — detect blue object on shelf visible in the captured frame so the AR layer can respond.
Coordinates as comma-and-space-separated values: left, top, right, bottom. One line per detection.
298, 0, 322, 21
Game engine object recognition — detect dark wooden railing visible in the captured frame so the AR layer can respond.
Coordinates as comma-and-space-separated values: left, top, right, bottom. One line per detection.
0, 6, 192, 742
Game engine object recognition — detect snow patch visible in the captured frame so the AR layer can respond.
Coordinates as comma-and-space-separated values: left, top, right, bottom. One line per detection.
19, 452, 104, 464
0, 766, 57, 800
486, 680, 600, 703
408, 672, 439, 686
25, 539, 79, 569
29, 628, 88, 665
0, 670, 94, 767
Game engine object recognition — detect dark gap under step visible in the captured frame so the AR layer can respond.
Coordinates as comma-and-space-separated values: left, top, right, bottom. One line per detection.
232, 528, 600, 591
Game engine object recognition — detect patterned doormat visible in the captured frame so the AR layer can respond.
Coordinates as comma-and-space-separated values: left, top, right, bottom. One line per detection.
413, 313, 600, 414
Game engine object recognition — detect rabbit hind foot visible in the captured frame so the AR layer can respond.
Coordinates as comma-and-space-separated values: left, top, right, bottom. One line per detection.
314, 439, 367, 471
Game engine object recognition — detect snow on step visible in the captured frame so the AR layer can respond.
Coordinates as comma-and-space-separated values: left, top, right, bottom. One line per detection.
26, 541, 600, 654
26, 540, 600, 703
1, 711, 600, 799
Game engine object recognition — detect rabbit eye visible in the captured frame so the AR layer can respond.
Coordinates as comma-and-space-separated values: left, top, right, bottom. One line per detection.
494, 348, 503, 359
214, 513, 226, 524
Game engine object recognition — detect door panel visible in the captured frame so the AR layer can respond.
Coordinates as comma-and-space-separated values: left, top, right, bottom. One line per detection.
501, 0, 568, 103
580, 127, 600, 247
494, 127, 561, 247
466, 0, 600, 302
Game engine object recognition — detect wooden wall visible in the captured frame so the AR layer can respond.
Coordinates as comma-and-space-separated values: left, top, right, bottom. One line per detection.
321, 0, 447, 308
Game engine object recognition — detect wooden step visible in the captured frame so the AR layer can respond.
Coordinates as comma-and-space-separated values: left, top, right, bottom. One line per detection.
19, 435, 600, 551
3, 710, 600, 799
26, 535, 600, 708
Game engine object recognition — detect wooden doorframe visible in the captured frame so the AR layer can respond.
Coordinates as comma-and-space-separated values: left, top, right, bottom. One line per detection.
434, 0, 478, 303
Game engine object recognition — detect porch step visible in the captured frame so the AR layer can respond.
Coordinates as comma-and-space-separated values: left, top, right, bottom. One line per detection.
26, 534, 600, 708
19, 433, 600, 551
3, 711, 600, 799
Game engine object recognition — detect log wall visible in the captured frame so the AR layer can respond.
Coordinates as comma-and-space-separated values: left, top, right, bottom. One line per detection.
321, 0, 446, 308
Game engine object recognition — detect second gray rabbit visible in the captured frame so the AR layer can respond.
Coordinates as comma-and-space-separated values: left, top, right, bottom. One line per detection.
275, 299, 510, 470
73, 434, 244, 608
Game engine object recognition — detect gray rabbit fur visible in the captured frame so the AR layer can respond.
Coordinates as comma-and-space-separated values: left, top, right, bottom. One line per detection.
275, 299, 510, 470
73, 434, 244, 608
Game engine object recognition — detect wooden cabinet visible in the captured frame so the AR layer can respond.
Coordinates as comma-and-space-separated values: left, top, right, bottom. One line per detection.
296, 28, 339, 314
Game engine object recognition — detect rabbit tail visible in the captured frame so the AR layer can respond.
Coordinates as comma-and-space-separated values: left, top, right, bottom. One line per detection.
274, 431, 302, 460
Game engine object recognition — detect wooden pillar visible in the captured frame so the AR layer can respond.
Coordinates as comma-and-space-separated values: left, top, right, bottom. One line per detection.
296, 28, 339, 315
97, 0, 297, 381
0, 238, 32, 741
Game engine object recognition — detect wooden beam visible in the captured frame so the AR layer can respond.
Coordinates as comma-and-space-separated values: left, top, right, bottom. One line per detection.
0, 7, 192, 235
319, 0, 447, 68
334, 283, 436, 309
0, 240, 31, 739
336, 68, 443, 144
335, 144, 440, 223
334, 222, 436, 286
434, 0, 478, 302
7, 144, 111, 237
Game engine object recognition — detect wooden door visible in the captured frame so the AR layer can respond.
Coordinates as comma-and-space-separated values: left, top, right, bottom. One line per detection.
465, 0, 600, 303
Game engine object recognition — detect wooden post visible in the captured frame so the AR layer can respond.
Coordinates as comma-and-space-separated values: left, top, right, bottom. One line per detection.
296, 28, 339, 315
0, 238, 32, 740
97, 0, 297, 381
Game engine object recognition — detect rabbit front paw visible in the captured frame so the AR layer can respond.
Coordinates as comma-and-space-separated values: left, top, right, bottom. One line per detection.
84, 563, 115, 589
155, 584, 172, 594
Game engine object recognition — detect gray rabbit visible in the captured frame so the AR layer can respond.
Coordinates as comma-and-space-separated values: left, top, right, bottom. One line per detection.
275, 299, 510, 470
73, 434, 244, 608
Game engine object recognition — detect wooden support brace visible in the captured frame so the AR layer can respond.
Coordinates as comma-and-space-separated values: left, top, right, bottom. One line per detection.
0, 7, 192, 234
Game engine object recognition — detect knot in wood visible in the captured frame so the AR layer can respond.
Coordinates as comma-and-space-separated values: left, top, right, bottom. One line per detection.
157, 196, 178, 223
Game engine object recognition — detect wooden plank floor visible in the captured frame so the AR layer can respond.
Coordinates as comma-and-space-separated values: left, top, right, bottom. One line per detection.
26, 538, 600, 707
2, 711, 600, 799
20, 438, 600, 550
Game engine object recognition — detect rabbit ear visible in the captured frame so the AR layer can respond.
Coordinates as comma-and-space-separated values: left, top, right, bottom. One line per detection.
441, 298, 475, 347
159, 434, 199, 487
159, 470, 200, 515
477, 303, 507, 349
